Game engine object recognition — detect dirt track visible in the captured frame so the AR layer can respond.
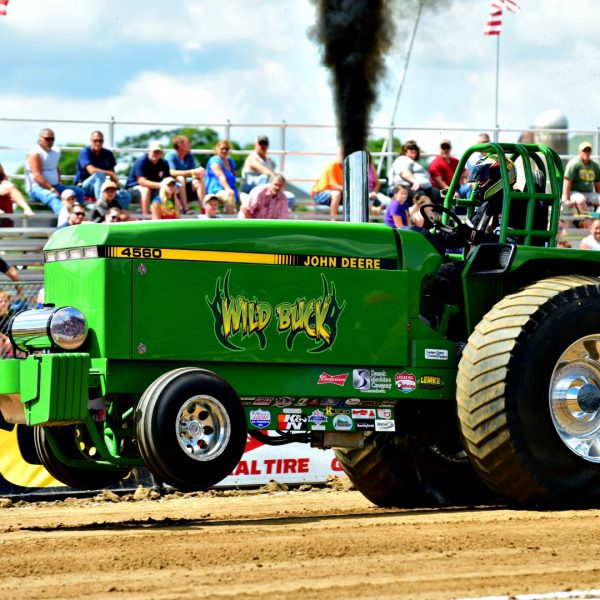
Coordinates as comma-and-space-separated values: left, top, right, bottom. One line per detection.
0, 479, 599, 600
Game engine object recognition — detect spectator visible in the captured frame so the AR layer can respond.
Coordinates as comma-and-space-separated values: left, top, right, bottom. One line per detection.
563, 142, 600, 213
155, 176, 180, 220
465, 133, 491, 178
205, 140, 238, 214
199, 194, 223, 219
239, 174, 288, 220
579, 219, 600, 250
0, 256, 22, 296
241, 135, 275, 193
0, 290, 15, 358
57, 205, 86, 229
57, 189, 78, 227
367, 152, 390, 215
165, 134, 205, 213
384, 185, 411, 228
0, 163, 35, 222
104, 207, 124, 223
125, 142, 171, 217
24, 128, 84, 213
74, 130, 131, 209
429, 139, 464, 195
311, 149, 343, 220
408, 192, 429, 229
90, 180, 126, 223
390, 140, 439, 202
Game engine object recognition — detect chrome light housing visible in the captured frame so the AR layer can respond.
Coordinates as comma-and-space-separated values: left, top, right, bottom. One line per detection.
10, 306, 88, 352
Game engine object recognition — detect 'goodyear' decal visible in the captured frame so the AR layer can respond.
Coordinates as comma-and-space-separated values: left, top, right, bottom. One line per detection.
99, 246, 397, 270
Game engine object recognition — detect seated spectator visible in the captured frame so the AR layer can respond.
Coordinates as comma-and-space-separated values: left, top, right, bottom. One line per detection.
155, 177, 180, 220
579, 219, 600, 250
0, 163, 35, 223
57, 204, 86, 229
90, 180, 125, 223
429, 139, 467, 197
367, 152, 390, 214
239, 174, 288, 220
74, 131, 131, 209
0, 290, 16, 358
390, 140, 439, 202
384, 186, 410, 228
311, 150, 343, 220
205, 140, 238, 214
104, 207, 126, 223
125, 142, 171, 217
241, 135, 275, 193
165, 134, 205, 213
408, 192, 429, 229
24, 128, 84, 214
199, 194, 223, 219
0, 256, 22, 296
57, 189, 78, 227
563, 142, 600, 213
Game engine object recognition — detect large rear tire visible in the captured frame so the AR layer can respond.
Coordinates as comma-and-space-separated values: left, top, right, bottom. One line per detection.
34, 425, 129, 490
135, 368, 247, 491
334, 432, 492, 508
457, 275, 600, 506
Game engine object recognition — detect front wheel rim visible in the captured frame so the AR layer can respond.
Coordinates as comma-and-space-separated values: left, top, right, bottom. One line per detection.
175, 395, 231, 462
550, 335, 600, 462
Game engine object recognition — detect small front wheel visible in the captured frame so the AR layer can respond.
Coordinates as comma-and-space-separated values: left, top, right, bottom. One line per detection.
135, 368, 247, 491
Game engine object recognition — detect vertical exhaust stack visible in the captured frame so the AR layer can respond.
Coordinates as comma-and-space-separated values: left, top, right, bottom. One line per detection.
343, 151, 369, 223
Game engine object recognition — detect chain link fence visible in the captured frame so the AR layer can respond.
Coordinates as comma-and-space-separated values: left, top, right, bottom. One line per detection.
0, 279, 43, 359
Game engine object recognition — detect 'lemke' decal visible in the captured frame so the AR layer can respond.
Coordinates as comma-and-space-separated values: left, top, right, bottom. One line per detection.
207, 271, 346, 352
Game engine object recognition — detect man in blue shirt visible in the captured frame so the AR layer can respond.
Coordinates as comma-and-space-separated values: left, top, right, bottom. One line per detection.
125, 142, 171, 216
165, 135, 205, 213
74, 131, 130, 209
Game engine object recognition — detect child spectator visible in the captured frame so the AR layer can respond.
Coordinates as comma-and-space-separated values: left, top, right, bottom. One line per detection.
384, 186, 410, 228
57, 189, 77, 228
199, 194, 222, 219
155, 177, 180, 220
409, 192, 429, 229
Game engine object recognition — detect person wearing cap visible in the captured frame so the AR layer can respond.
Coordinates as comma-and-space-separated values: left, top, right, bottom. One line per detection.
204, 140, 239, 215
0, 162, 35, 222
239, 173, 288, 220
165, 135, 206, 213
241, 135, 276, 194
56, 203, 87, 229
428, 139, 463, 195
74, 131, 131, 209
90, 179, 129, 223
125, 141, 171, 217
24, 128, 84, 214
199, 194, 222, 219
57, 188, 78, 227
563, 142, 600, 212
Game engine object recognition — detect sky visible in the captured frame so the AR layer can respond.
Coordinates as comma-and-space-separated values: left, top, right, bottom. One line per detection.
0, 0, 598, 189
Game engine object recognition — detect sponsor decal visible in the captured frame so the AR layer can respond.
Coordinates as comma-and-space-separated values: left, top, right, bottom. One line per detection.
252, 397, 274, 406
324, 407, 350, 416
308, 409, 328, 425
355, 419, 376, 431
301, 255, 386, 270
294, 398, 310, 407
351, 408, 376, 419
310, 423, 326, 431
375, 419, 395, 432
283, 407, 302, 414
352, 369, 393, 394
231, 457, 310, 477
341, 398, 361, 406
318, 372, 349, 386
332, 414, 353, 431
274, 397, 294, 407
425, 348, 449, 361
419, 375, 444, 389
377, 408, 392, 419
249, 409, 271, 429
277, 414, 308, 431
207, 271, 345, 353
395, 371, 417, 394
321, 398, 339, 406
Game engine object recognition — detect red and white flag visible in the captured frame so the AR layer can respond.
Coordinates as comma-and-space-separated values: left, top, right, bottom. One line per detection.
484, 0, 520, 36
0, 0, 10, 16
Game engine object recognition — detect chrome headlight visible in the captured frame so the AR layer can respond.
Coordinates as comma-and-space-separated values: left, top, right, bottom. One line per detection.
10, 307, 88, 352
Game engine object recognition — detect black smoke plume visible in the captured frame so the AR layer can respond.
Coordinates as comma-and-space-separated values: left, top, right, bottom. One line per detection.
309, 0, 394, 156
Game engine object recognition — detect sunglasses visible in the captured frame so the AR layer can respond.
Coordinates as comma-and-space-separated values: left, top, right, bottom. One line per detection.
92, 138, 104, 143
43, 136, 55, 141
73, 211, 85, 217
259, 142, 269, 147
441, 144, 451, 150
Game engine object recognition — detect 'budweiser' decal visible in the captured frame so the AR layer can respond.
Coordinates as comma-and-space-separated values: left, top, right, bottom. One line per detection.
317, 372, 349, 386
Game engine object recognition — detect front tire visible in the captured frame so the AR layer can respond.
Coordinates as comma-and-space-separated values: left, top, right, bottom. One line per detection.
457, 275, 600, 506
135, 368, 247, 491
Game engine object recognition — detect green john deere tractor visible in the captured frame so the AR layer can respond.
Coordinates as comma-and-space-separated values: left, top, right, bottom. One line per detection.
1, 142, 600, 507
